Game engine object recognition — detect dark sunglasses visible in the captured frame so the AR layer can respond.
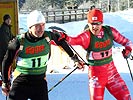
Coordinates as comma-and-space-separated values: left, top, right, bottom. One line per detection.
90, 22, 102, 25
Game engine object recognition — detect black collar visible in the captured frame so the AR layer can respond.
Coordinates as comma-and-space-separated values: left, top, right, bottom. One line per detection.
25, 32, 44, 42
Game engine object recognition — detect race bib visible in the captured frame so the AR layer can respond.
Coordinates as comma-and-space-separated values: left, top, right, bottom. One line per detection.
89, 48, 112, 60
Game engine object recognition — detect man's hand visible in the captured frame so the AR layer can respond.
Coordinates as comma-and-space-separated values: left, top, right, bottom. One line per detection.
74, 61, 85, 71
2, 82, 11, 96
57, 32, 67, 41
48, 26, 67, 41
52, 31, 67, 41
122, 46, 132, 58
71, 54, 85, 70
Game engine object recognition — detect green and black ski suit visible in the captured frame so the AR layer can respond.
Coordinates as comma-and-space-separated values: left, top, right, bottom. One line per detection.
2, 31, 75, 100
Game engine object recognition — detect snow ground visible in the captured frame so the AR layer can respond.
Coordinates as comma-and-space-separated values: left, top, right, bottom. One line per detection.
1, 9, 133, 100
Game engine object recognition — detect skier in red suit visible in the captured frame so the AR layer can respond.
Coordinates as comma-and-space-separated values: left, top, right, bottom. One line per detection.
59, 8, 133, 100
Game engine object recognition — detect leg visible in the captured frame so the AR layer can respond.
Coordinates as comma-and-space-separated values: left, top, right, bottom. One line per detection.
88, 66, 108, 100
8, 75, 29, 100
30, 80, 49, 100
106, 73, 131, 100
106, 63, 132, 100
89, 76, 105, 100
8, 83, 28, 100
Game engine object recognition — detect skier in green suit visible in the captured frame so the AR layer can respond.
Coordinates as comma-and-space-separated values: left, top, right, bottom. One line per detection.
1, 10, 83, 100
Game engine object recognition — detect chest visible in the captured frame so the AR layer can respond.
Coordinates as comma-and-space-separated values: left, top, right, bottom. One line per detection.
18, 38, 50, 58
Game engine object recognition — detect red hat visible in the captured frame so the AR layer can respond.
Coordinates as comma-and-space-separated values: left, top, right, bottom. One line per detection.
87, 9, 103, 23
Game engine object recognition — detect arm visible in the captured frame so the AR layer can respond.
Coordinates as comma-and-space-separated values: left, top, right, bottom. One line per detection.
111, 26, 133, 58
50, 32, 84, 69
2, 37, 20, 83
111, 26, 133, 48
50, 31, 85, 69
66, 31, 90, 49
48, 27, 90, 49
50, 32, 75, 57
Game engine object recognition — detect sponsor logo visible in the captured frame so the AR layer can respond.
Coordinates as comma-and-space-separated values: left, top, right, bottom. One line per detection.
92, 17, 98, 21
25, 45, 44, 54
95, 39, 111, 48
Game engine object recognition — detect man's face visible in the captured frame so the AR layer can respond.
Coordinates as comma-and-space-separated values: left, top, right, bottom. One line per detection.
88, 22, 102, 35
5, 18, 11, 25
29, 23, 45, 38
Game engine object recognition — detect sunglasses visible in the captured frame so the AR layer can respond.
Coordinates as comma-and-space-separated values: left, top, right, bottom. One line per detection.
90, 22, 102, 25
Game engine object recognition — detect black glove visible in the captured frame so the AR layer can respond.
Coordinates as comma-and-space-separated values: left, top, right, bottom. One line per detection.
53, 31, 67, 41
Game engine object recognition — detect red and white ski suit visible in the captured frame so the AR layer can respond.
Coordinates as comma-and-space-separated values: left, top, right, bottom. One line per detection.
66, 26, 132, 100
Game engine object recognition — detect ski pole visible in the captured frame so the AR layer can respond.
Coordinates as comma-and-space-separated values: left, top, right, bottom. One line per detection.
66, 42, 88, 64
125, 58, 133, 81
48, 67, 78, 93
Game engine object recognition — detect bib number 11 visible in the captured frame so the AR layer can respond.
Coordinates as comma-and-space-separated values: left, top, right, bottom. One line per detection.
31, 58, 41, 68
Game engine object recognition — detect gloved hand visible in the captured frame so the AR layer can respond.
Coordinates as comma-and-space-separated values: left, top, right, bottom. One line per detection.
71, 54, 85, 70
122, 46, 132, 58
52, 29, 67, 41
74, 61, 85, 71
49, 26, 67, 41
2, 81, 11, 96
57, 32, 67, 41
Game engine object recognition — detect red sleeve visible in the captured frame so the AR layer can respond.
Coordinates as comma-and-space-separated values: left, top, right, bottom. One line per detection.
110, 26, 133, 48
66, 31, 91, 49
